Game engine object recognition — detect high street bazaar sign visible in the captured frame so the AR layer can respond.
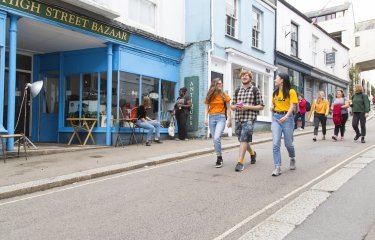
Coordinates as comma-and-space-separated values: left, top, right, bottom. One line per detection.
0, 0, 130, 42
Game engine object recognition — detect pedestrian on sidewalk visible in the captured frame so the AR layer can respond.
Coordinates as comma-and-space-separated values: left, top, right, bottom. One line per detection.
294, 93, 307, 130
331, 90, 350, 141
308, 91, 329, 142
173, 87, 192, 141
136, 96, 163, 146
204, 78, 232, 168
270, 73, 298, 176
351, 84, 370, 143
231, 70, 264, 172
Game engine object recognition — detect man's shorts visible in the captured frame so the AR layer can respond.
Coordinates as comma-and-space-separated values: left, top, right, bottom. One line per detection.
235, 120, 254, 142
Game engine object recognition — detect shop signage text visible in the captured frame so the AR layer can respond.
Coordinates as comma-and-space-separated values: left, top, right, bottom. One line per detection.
0, 0, 129, 42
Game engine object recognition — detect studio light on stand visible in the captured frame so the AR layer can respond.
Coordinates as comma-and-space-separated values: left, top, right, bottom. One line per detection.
15, 80, 43, 149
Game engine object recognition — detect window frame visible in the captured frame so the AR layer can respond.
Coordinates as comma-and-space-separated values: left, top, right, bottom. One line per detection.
252, 8, 262, 49
290, 22, 299, 58
226, 0, 238, 38
355, 36, 360, 47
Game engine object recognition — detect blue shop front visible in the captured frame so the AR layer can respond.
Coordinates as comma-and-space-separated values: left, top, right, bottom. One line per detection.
0, 1, 182, 149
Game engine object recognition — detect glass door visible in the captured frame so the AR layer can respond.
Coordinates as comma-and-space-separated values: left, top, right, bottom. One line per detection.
38, 73, 59, 142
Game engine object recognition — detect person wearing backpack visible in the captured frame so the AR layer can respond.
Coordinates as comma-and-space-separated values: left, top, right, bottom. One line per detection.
231, 70, 264, 172
294, 93, 307, 130
351, 84, 370, 143
204, 78, 232, 168
331, 90, 350, 141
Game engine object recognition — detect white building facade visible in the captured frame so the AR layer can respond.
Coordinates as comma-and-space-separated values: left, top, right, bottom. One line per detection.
276, 0, 349, 104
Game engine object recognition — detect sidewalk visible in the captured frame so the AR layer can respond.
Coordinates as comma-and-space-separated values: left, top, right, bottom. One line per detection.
0, 123, 323, 200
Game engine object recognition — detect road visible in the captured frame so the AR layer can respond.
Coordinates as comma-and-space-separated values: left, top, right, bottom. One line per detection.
0, 119, 374, 240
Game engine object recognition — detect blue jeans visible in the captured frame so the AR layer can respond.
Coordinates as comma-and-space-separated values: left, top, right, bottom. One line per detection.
136, 120, 161, 141
209, 114, 226, 156
294, 112, 305, 129
272, 113, 295, 167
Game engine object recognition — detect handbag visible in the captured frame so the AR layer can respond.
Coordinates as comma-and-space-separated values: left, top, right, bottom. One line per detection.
168, 117, 175, 137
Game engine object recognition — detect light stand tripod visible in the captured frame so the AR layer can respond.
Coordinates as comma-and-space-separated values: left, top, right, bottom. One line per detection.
14, 81, 43, 150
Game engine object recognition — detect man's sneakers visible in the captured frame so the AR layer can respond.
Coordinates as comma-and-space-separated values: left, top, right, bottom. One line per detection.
250, 151, 257, 164
235, 162, 244, 172
215, 156, 223, 168
271, 167, 281, 176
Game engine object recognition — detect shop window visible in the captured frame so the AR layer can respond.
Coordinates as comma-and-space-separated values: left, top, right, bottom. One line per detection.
253, 72, 270, 117
65, 75, 80, 126
160, 81, 176, 128
142, 76, 159, 120
99, 72, 117, 127
119, 72, 140, 119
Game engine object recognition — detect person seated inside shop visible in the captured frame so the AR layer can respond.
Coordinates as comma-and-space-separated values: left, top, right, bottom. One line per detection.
136, 96, 163, 146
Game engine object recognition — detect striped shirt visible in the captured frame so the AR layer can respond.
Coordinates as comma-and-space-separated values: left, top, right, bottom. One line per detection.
232, 85, 264, 122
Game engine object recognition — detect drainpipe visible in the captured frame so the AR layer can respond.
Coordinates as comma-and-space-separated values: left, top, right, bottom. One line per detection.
206, 0, 214, 139
6, 15, 19, 150
106, 43, 113, 146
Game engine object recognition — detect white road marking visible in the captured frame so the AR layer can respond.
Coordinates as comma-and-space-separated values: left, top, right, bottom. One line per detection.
213, 144, 375, 240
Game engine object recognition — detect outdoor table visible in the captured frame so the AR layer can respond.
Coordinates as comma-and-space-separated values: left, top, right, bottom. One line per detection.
66, 118, 97, 146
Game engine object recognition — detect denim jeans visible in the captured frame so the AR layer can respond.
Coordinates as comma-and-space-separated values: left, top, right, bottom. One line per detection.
209, 114, 226, 156
136, 120, 161, 141
272, 113, 295, 167
294, 112, 305, 129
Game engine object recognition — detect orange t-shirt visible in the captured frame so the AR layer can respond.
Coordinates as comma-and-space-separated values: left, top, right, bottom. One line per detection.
206, 93, 231, 114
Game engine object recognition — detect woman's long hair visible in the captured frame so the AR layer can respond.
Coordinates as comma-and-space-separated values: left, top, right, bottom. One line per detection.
205, 78, 224, 104
142, 96, 151, 108
272, 73, 291, 99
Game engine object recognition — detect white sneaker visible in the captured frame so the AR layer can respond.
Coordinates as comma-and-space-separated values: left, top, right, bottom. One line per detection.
298, 128, 303, 131
290, 158, 296, 170
272, 167, 281, 176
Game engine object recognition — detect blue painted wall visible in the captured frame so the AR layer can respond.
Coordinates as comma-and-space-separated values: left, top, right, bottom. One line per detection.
185, 0, 211, 42
212, 0, 275, 64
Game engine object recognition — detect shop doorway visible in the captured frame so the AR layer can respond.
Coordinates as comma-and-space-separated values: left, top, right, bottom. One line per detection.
38, 74, 59, 142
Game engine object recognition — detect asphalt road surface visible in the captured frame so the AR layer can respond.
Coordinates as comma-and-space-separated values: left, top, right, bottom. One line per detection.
1, 118, 374, 240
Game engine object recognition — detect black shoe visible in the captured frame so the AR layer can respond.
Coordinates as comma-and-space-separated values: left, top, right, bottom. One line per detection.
313, 137, 317, 142
215, 157, 223, 168
361, 137, 365, 143
332, 135, 337, 141
154, 139, 163, 143
354, 133, 361, 141
250, 151, 257, 164
146, 142, 151, 146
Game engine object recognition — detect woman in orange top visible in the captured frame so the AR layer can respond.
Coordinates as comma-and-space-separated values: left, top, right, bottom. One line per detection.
204, 78, 232, 168
308, 90, 330, 141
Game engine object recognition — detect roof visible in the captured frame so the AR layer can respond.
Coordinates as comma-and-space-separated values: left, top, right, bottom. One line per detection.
356, 19, 375, 32
305, 2, 351, 18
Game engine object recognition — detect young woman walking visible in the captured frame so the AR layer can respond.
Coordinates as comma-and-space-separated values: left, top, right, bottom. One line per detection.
270, 73, 298, 176
308, 91, 329, 141
204, 78, 232, 168
351, 84, 370, 143
331, 90, 350, 141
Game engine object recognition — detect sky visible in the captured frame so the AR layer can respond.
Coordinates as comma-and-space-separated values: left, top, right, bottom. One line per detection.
286, 0, 375, 87
285, 0, 375, 23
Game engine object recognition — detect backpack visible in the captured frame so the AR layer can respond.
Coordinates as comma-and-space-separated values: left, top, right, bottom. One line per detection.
305, 100, 311, 112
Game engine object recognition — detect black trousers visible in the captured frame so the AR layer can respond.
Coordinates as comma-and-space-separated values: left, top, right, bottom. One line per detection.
352, 112, 366, 136
334, 113, 349, 137
314, 113, 327, 136
176, 112, 188, 140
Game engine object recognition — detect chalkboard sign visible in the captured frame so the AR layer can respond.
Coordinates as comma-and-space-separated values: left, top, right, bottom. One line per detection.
325, 52, 335, 65
184, 76, 199, 132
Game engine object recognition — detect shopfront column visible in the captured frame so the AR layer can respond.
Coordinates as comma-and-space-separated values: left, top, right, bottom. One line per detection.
0, 11, 6, 134
6, 15, 19, 150
106, 43, 113, 146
